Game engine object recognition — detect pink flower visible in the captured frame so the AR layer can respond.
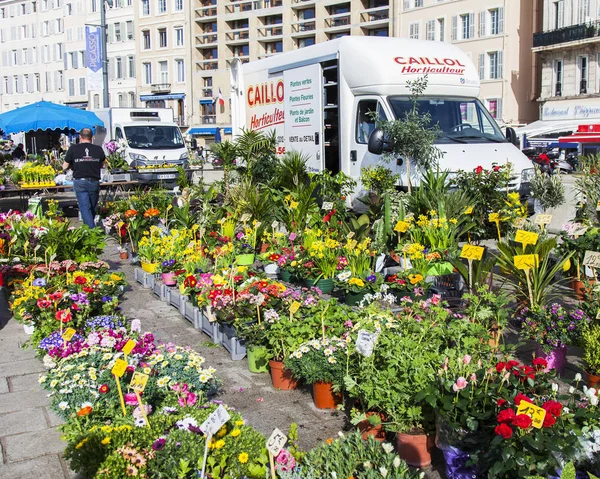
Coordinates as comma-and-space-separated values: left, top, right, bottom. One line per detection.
452, 377, 468, 392
463, 354, 472, 365
289, 233, 297, 241
470, 373, 477, 383
124, 393, 138, 405
178, 392, 197, 407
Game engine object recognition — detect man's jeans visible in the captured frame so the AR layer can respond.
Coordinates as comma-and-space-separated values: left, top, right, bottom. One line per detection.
73, 179, 100, 228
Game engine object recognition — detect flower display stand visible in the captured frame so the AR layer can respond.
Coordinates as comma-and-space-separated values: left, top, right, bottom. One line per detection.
200, 308, 223, 344
220, 323, 247, 361
151, 280, 169, 302
134, 267, 155, 289
183, 301, 201, 329
168, 289, 187, 315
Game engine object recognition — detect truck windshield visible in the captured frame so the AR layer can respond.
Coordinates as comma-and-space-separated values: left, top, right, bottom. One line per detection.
124, 126, 185, 150
388, 97, 507, 144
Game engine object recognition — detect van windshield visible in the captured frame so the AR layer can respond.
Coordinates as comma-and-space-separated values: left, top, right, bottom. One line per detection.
388, 97, 507, 144
124, 126, 185, 150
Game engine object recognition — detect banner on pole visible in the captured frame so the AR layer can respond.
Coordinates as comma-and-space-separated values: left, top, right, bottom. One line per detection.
86, 26, 103, 92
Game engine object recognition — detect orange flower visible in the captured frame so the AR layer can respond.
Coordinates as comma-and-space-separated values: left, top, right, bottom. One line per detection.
144, 208, 160, 218
77, 406, 93, 416
326, 438, 333, 445
125, 209, 138, 218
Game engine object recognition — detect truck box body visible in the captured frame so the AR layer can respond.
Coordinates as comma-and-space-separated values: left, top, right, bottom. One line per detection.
230, 36, 533, 200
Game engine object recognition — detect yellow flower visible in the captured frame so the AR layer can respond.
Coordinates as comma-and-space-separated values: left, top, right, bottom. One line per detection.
464, 206, 474, 215
217, 426, 227, 438
348, 278, 365, 288
235, 420, 245, 427
290, 201, 299, 209
75, 438, 89, 449
409, 274, 424, 285
214, 439, 225, 449
230, 428, 241, 437
101, 437, 111, 445
238, 452, 249, 464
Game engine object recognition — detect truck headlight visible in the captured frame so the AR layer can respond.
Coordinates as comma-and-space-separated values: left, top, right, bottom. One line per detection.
179, 152, 189, 160
521, 168, 535, 183
129, 153, 148, 167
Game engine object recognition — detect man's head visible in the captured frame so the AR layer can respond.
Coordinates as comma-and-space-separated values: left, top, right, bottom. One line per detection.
8, 140, 14, 146
79, 128, 93, 143
17, 143, 23, 149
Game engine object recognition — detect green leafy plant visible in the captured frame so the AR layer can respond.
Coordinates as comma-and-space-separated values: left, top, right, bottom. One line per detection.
285, 337, 348, 387
582, 323, 600, 376
530, 169, 565, 211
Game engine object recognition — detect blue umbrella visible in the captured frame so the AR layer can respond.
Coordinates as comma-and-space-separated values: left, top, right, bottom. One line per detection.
0, 101, 104, 135
214, 127, 222, 143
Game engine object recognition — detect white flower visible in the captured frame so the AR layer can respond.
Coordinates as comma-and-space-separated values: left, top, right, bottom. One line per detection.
363, 461, 372, 469
134, 417, 146, 427
393, 457, 401, 468
331, 473, 337, 479
337, 431, 345, 438
381, 443, 394, 454
569, 386, 575, 394
586, 387, 597, 398
175, 416, 198, 431
42, 355, 56, 369
323, 348, 333, 357
379, 467, 388, 478
327, 357, 336, 364
38, 375, 47, 384
575, 373, 583, 382
58, 401, 70, 410
591, 395, 599, 407
563, 407, 570, 414
80, 402, 93, 409
163, 406, 177, 414
551, 383, 559, 393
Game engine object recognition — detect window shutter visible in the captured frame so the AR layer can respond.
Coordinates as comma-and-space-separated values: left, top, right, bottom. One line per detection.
73, 52, 78, 68
27, 75, 33, 92
469, 13, 475, 38
479, 11, 486, 36
497, 99, 503, 122
498, 50, 503, 79
403, 0, 409, 10
478, 53, 485, 80
63, 52, 67, 69
498, 7, 504, 34
121, 22, 126, 40
16, 49, 22, 65
452, 15, 457, 40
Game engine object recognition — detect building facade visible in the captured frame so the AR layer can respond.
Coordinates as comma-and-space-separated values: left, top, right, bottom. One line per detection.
532, 0, 600, 134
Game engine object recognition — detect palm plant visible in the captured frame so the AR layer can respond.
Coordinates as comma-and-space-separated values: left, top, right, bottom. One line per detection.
209, 140, 238, 197
274, 151, 310, 190
234, 128, 277, 184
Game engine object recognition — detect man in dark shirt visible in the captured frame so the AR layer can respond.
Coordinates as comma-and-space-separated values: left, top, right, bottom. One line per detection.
62, 128, 105, 228
11, 143, 25, 160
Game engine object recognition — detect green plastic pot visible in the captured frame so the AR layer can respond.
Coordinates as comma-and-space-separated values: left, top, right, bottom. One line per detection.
304, 278, 334, 294
345, 290, 367, 306
247, 345, 269, 374
235, 253, 255, 266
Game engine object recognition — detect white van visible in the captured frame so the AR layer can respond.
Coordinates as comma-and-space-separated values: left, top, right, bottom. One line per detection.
230, 36, 534, 201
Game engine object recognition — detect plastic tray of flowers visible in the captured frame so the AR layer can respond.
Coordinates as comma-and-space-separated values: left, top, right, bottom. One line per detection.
200, 308, 223, 345
151, 280, 168, 302
133, 267, 155, 289
220, 323, 247, 361
183, 301, 201, 328
168, 289, 187, 314
430, 272, 466, 308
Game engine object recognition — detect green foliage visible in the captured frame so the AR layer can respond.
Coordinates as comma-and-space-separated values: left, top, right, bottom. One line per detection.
582, 323, 600, 375
176, 166, 191, 190
462, 284, 510, 332
273, 151, 310, 190
530, 169, 565, 211
361, 165, 399, 196
234, 128, 278, 185
285, 338, 348, 387
574, 155, 600, 222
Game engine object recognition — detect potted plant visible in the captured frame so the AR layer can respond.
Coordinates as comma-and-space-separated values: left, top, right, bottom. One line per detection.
582, 324, 600, 389
462, 285, 510, 348
157, 259, 178, 286
350, 408, 386, 442
136, 226, 163, 273
518, 304, 591, 375
285, 337, 347, 409
233, 225, 258, 266
383, 270, 429, 303
335, 271, 383, 306
302, 234, 341, 293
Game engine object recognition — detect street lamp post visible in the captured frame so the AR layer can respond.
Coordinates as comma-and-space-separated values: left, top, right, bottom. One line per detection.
100, 0, 110, 108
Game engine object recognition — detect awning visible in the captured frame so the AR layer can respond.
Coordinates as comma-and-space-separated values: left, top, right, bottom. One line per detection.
559, 134, 600, 144
515, 120, 581, 138
187, 127, 232, 136
140, 93, 185, 101
199, 99, 214, 105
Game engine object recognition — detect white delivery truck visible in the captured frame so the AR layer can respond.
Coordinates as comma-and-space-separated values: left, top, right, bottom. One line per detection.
230, 36, 534, 203
92, 108, 189, 184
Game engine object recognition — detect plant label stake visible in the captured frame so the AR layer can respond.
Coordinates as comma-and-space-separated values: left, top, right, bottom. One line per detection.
266, 428, 287, 479
534, 214, 552, 231
460, 244, 484, 294
515, 255, 539, 308
200, 432, 212, 479
583, 251, 600, 270
130, 372, 150, 427
111, 358, 128, 416
321, 201, 333, 211
517, 400, 547, 429
515, 230, 539, 249
289, 301, 301, 321
61, 327, 76, 349
199, 405, 231, 477
121, 339, 136, 358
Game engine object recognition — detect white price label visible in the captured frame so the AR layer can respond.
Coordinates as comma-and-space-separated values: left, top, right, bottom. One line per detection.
583, 251, 600, 268
200, 405, 231, 436
271, 221, 278, 230
572, 226, 588, 238
321, 202, 334, 210
240, 213, 252, 223
266, 428, 287, 457
355, 330, 378, 357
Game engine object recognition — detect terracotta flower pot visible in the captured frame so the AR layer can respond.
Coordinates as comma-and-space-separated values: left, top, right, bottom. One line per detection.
119, 251, 129, 260
357, 412, 386, 442
586, 371, 600, 390
395, 432, 435, 468
571, 278, 596, 301
269, 360, 298, 390
312, 381, 342, 410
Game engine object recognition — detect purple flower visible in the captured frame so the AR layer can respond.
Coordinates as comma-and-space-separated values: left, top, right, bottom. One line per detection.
101, 296, 112, 303
366, 274, 376, 283
32, 278, 46, 287
151, 438, 166, 451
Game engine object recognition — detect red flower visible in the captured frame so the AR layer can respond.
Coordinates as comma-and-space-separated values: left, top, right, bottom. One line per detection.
493, 165, 501, 172
49, 291, 63, 301
55, 309, 72, 323
74, 276, 87, 285
507, 360, 520, 368
512, 414, 533, 429
497, 409, 516, 424
475, 166, 484, 175
543, 413, 556, 428
497, 398, 508, 407
77, 406, 93, 417
520, 365, 535, 380
495, 362, 507, 373
99, 384, 110, 394
494, 423, 513, 439
542, 400, 562, 418
532, 357, 548, 369
323, 209, 336, 223
83, 287, 94, 293
514, 393, 532, 406
37, 299, 52, 309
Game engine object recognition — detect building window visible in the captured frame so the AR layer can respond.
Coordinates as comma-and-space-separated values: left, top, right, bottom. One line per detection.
554, 59, 563, 96
553, 1, 565, 30
118, 93, 126, 107
367, 28, 388, 37
175, 59, 184, 82
488, 51, 503, 79
68, 78, 75, 96
126, 21, 134, 40
141, 0, 150, 16
578, 55, 588, 93
93, 93, 100, 108
143, 62, 152, 84
298, 8, 314, 20
79, 77, 85, 95
158, 0, 166, 13
115, 56, 123, 79
128, 56, 135, 78
113, 22, 121, 42
201, 103, 216, 123
426, 20, 435, 41
45, 71, 51, 91
158, 28, 167, 48
147, 100, 166, 108
129, 92, 136, 107
409, 22, 420, 39
578, 0, 590, 24
438, 18, 445, 42
461, 14, 474, 40
34, 73, 40, 92
143, 30, 151, 49
174, 0, 182, 11
487, 98, 502, 120
175, 26, 184, 46
159, 60, 168, 83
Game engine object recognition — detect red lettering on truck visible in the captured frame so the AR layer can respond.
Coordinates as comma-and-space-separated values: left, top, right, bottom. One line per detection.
247, 80, 285, 107
394, 57, 466, 67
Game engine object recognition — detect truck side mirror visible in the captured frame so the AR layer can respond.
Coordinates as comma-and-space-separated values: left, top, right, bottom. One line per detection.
190, 138, 198, 150
367, 128, 394, 155
506, 127, 518, 147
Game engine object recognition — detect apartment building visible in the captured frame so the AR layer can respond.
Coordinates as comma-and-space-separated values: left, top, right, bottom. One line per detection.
134, 0, 195, 127
529, 0, 600, 137
400, 0, 538, 127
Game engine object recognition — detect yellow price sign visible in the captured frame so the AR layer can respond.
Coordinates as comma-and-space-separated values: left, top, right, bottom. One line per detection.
394, 221, 409, 233
289, 301, 301, 315
130, 372, 149, 393
514, 254, 539, 270
122, 339, 136, 356
597, 201, 600, 211
517, 400, 547, 429
111, 358, 128, 378
534, 214, 552, 226
62, 327, 76, 342
515, 230, 539, 246
460, 244, 484, 261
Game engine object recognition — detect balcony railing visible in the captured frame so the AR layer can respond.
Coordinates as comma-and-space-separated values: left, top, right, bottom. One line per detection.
197, 33, 218, 44
325, 15, 351, 28
292, 21, 315, 33
225, 1, 254, 14
581, 79, 588, 94
151, 83, 171, 93
202, 87, 213, 97
258, 26, 283, 37
202, 115, 216, 124
555, 82, 562, 97
533, 20, 600, 48
196, 6, 217, 18
226, 30, 250, 41
198, 61, 218, 71
360, 8, 389, 23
